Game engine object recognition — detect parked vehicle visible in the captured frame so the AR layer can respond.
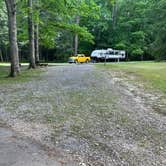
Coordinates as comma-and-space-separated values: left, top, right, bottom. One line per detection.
91, 48, 125, 61
68, 54, 91, 63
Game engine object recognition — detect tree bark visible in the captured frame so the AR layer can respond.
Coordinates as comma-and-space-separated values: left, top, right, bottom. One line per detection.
28, 0, 36, 69
74, 16, 80, 55
34, 0, 40, 64
0, 48, 3, 62
5, 46, 8, 62
34, 24, 39, 64
5, 0, 20, 77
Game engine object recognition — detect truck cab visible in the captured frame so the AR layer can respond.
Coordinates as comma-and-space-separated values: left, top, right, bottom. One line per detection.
68, 54, 91, 63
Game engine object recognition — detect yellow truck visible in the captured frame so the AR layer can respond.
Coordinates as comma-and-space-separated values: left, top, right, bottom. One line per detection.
68, 54, 91, 63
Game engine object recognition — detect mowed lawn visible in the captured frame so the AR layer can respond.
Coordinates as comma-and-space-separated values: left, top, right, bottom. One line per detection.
0, 63, 42, 84
100, 62, 166, 93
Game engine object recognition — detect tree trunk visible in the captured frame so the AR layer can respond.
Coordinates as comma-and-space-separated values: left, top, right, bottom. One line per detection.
5, 0, 20, 77
34, 0, 40, 65
74, 16, 80, 55
28, 0, 36, 69
34, 24, 39, 64
5, 46, 8, 62
0, 48, 3, 62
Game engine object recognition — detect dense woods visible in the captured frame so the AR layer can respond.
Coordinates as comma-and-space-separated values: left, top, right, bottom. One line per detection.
0, 0, 165, 76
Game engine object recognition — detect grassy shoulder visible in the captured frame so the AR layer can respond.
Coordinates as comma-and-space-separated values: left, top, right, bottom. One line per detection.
97, 62, 166, 93
0, 63, 44, 84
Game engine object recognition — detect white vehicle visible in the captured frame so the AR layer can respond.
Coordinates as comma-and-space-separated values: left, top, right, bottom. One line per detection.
91, 48, 125, 61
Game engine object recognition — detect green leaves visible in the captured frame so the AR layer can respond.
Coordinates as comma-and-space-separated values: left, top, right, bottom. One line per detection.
1, 0, 165, 61
115, 42, 127, 50
149, 0, 166, 60
0, 1, 8, 45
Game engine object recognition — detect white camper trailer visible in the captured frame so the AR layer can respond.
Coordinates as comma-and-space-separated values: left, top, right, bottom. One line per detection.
91, 48, 125, 61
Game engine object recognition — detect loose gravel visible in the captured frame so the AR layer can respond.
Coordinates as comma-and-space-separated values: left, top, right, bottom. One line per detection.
0, 64, 166, 166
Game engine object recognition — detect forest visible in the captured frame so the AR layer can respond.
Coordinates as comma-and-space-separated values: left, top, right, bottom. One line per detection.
0, 0, 166, 76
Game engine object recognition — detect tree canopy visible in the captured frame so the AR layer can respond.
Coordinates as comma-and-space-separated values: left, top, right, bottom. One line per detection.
1, 0, 166, 69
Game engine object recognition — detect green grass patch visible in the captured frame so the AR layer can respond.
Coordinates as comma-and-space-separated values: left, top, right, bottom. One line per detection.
0, 64, 44, 84
97, 62, 166, 93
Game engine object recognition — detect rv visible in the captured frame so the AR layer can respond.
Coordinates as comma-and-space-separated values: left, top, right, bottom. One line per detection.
91, 48, 125, 61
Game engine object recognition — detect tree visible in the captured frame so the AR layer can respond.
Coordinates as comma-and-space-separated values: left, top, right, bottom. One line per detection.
0, 1, 8, 62
5, 0, 20, 77
34, 0, 40, 64
72, 0, 99, 55
28, 0, 36, 68
3, 0, 165, 64
38, 0, 96, 57
149, 0, 166, 60
74, 16, 80, 55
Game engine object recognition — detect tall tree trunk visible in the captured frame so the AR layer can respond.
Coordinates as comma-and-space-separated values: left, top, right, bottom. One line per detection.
5, 46, 8, 62
0, 48, 3, 62
5, 0, 20, 77
28, 0, 36, 69
74, 16, 80, 55
34, 0, 40, 64
34, 24, 39, 64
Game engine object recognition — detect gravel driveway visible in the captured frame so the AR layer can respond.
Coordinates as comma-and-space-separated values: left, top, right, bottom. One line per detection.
0, 64, 166, 165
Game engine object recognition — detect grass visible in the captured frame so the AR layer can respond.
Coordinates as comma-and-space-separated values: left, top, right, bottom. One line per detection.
0, 63, 43, 84
98, 61, 166, 93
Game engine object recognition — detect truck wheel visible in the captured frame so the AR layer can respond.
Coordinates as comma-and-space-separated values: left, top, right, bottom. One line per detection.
86, 60, 89, 63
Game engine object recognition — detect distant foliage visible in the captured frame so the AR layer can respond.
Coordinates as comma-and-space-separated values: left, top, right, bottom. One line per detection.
82, 0, 166, 61
0, 0, 165, 62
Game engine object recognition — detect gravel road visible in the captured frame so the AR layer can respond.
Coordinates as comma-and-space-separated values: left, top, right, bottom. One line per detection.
0, 64, 166, 166
0, 123, 77, 166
